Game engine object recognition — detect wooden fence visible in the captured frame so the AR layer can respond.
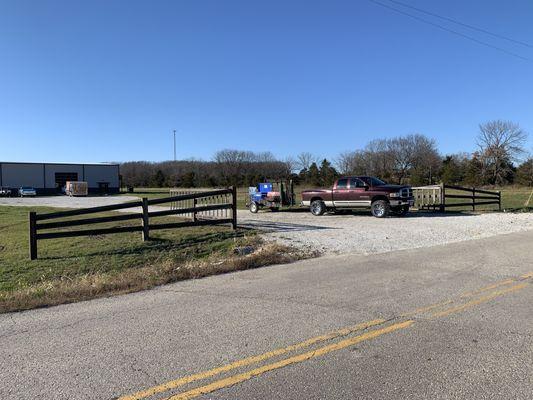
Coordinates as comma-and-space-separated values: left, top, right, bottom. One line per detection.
412, 185, 442, 210
412, 184, 501, 212
28, 187, 237, 260
441, 184, 501, 212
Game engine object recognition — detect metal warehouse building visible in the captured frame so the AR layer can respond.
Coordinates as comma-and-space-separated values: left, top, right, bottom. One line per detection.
0, 162, 120, 195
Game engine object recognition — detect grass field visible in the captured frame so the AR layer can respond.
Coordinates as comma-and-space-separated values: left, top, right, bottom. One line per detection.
0, 206, 302, 313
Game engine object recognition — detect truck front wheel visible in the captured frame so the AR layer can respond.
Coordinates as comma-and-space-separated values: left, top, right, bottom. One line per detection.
310, 200, 326, 216
371, 200, 390, 218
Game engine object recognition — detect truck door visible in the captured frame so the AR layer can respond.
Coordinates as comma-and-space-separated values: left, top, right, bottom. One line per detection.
348, 178, 371, 207
332, 178, 350, 207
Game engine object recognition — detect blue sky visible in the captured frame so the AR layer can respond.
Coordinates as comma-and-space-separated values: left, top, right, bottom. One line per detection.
1, 0, 532, 163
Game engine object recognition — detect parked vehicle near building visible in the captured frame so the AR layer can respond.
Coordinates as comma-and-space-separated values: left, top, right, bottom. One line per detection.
301, 176, 414, 218
0, 187, 11, 197
18, 187, 37, 197
65, 181, 88, 196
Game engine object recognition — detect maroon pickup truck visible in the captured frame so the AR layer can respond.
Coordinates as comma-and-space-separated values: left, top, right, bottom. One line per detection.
301, 176, 414, 218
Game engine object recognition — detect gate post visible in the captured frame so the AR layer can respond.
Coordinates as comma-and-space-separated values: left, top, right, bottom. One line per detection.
141, 197, 150, 241
29, 211, 37, 260
472, 187, 476, 211
498, 191, 502, 211
231, 186, 237, 230
439, 184, 446, 212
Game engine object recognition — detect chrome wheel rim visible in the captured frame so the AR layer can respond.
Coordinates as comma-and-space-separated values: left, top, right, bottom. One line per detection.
373, 203, 384, 217
311, 202, 321, 215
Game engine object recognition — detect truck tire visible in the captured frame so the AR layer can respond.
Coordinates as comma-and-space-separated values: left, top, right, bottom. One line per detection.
371, 200, 390, 218
310, 200, 326, 216
249, 201, 259, 213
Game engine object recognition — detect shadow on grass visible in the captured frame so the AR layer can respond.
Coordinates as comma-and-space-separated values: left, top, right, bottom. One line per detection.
39, 230, 250, 260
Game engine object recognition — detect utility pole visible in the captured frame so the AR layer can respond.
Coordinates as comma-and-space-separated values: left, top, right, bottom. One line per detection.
173, 129, 176, 161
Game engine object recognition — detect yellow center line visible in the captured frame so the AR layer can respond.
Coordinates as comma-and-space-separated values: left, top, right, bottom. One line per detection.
460, 279, 516, 298
432, 282, 529, 318
119, 272, 533, 400
118, 319, 385, 400
400, 299, 453, 317
165, 320, 414, 400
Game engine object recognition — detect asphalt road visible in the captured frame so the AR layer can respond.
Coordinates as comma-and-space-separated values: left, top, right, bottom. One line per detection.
1, 231, 532, 400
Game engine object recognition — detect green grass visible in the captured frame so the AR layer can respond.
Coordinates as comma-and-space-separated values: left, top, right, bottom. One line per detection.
0, 205, 305, 312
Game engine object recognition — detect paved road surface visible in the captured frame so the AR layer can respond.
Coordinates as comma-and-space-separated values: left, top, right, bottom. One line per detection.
1, 231, 532, 399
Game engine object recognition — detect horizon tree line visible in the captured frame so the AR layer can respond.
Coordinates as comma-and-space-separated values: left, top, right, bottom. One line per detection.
120, 120, 532, 188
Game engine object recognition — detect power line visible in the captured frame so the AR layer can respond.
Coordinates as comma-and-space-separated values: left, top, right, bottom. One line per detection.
386, 0, 533, 49
366, 0, 530, 61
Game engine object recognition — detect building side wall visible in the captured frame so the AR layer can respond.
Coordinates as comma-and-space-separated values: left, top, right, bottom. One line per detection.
84, 165, 120, 188
0, 163, 120, 193
1, 163, 44, 188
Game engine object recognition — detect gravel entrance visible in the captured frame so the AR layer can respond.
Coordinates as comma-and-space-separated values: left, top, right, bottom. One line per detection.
239, 209, 533, 255
0, 195, 140, 209
3, 196, 532, 256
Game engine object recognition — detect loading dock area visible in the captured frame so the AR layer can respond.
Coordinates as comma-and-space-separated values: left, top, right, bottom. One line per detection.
0, 162, 120, 195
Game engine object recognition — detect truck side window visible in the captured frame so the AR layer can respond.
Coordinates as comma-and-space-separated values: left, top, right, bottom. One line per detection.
349, 178, 365, 188
336, 179, 348, 189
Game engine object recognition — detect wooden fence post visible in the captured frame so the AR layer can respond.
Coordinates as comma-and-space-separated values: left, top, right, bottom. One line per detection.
231, 186, 237, 230
498, 191, 502, 211
29, 211, 37, 260
193, 197, 198, 222
472, 187, 476, 211
440, 184, 446, 212
141, 197, 150, 241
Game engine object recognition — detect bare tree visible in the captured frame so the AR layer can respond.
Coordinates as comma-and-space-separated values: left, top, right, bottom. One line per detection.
477, 120, 527, 185
296, 152, 318, 171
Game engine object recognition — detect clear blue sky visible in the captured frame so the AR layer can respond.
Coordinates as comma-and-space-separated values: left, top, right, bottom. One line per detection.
1, 0, 532, 163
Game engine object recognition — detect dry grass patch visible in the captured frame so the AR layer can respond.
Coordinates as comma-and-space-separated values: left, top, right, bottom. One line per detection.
0, 206, 312, 313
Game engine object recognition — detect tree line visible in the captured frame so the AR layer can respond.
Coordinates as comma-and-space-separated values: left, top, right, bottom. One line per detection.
120, 120, 533, 188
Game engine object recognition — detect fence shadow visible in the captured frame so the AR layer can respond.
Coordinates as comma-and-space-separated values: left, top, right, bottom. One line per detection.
240, 220, 336, 233
38, 230, 247, 260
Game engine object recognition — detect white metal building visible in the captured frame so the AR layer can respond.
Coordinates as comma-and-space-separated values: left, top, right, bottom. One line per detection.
0, 162, 120, 195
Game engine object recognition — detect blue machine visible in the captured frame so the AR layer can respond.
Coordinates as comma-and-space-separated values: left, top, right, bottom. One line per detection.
247, 181, 294, 213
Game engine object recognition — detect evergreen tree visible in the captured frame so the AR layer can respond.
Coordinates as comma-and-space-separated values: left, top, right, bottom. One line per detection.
319, 159, 338, 186
307, 162, 321, 186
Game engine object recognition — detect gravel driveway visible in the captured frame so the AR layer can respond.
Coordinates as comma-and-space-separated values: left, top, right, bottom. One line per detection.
3, 196, 533, 256
0, 195, 140, 209
240, 209, 533, 255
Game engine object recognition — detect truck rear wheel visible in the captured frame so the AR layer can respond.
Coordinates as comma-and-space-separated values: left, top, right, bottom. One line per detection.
310, 200, 326, 216
371, 200, 390, 218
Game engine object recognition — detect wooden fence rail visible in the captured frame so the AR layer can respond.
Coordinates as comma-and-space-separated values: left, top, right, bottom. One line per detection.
28, 187, 237, 260
441, 184, 501, 212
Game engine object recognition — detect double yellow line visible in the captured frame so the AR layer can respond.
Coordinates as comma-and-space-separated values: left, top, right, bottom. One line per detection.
119, 272, 532, 400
